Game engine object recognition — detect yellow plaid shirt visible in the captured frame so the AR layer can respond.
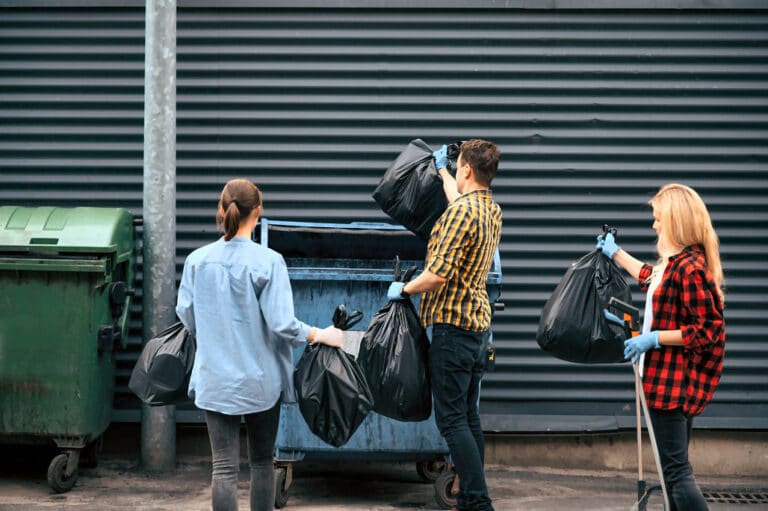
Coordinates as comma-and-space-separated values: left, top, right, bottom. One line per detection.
420, 189, 502, 332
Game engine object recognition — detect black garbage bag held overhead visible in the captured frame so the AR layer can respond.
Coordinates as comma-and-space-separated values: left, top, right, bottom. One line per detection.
358, 257, 432, 421
536, 227, 631, 364
294, 309, 374, 447
373, 139, 462, 240
129, 321, 196, 406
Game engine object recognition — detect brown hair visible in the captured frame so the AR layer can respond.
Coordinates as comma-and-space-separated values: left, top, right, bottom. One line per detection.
649, 183, 724, 299
459, 138, 500, 187
218, 178, 262, 241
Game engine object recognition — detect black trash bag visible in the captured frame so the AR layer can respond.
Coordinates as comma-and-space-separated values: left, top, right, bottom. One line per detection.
536, 250, 631, 364
294, 343, 374, 447
359, 298, 432, 421
372, 138, 447, 240
129, 322, 196, 405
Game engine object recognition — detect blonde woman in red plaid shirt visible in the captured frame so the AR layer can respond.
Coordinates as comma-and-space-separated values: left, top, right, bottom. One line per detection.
597, 183, 724, 511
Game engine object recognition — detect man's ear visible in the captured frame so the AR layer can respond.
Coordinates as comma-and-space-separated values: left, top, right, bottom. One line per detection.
462, 163, 473, 180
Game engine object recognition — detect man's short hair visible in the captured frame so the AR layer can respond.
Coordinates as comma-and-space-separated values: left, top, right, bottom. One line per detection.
460, 139, 500, 187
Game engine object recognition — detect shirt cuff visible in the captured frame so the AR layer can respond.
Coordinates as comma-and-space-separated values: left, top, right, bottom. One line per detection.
298, 322, 313, 343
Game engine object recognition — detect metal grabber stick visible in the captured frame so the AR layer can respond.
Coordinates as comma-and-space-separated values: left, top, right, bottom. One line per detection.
635, 361, 644, 500
608, 298, 670, 511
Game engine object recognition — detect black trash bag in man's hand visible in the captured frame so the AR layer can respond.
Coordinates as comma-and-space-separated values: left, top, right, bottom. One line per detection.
294, 343, 374, 447
359, 257, 432, 421
536, 235, 631, 364
372, 138, 448, 240
129, 322, 196, 405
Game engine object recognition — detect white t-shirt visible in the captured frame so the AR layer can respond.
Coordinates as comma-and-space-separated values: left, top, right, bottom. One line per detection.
640, 263, 665, 373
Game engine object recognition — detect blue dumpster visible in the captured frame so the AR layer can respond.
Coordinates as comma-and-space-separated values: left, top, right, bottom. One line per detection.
259, 218, 502, 508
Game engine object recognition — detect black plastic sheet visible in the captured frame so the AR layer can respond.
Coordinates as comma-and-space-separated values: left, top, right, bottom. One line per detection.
294, 343, 374, 447
359, 299, 432, 421
129, 322, 196, 405
536, 250, 631, 364
372, 138, 447, 240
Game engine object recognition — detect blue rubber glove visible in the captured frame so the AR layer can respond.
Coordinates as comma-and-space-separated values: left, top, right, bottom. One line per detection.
603, 309, 624, 327
387, 281, 407, 301
433, 144, 448, 170
623, 331, 660, 364
596, 232, 621, 259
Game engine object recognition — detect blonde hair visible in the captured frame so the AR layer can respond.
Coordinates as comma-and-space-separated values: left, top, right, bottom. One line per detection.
648, 183, 724, 298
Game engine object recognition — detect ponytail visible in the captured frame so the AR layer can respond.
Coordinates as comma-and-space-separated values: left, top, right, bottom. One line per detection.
218, 179, 263, 241
222, 201, 241, 241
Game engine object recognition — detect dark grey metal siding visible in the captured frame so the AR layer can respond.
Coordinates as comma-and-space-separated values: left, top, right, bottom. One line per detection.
0, 6, 766, 430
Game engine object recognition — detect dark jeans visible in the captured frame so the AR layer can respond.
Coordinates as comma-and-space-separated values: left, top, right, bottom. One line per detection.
429, 324, 494, 511
649, 408, 709, 511
204, 401, 280, 511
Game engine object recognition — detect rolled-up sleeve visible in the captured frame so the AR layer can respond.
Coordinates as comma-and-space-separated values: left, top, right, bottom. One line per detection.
258, 255, 312, 347
175, 258, 196, 335
425, 204, 473, 280
637, 263, 654, 292
680, 266, 724, 353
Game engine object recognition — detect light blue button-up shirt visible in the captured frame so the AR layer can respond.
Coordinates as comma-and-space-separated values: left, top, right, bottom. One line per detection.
175, 236, 311, 415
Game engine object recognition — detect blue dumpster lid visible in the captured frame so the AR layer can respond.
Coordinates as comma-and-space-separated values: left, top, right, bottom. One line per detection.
258, 217, 428, 261
0, 206, 134, 260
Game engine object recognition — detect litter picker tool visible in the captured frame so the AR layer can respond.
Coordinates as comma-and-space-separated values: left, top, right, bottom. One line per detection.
608, 297, 670, 511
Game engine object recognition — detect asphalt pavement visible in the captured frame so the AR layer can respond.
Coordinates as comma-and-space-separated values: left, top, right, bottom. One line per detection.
0, 447, 765, 510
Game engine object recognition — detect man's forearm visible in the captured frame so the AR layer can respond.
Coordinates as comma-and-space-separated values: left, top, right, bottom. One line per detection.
402, 269, 446, 296
439, 168, 459, 202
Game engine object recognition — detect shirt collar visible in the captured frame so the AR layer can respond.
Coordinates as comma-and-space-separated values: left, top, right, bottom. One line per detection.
221, 236, 251, 243
459, 189, 492, 200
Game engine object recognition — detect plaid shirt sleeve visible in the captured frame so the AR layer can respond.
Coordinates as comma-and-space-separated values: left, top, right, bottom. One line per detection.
679, 264, 725, 352
425, 202, 473, 280
638, 263, 654, 292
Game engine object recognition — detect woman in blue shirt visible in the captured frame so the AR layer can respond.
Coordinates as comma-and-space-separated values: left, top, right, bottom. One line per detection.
176, 178, 343, 511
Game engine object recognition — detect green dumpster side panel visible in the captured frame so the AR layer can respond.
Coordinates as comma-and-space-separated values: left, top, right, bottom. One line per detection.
0, 206, 135, 444
0, 271, 114, 440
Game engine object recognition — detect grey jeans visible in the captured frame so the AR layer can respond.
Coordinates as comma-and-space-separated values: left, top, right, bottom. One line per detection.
204, 401, 280, 511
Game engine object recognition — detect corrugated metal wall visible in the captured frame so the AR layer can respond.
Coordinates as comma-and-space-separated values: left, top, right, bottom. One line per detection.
1, 5, 766, 430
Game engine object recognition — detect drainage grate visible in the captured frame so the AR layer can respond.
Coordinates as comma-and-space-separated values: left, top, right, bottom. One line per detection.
702, 490, 768, 505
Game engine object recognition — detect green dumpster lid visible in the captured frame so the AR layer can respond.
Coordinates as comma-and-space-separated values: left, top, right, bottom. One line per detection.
0, 206, 134, 259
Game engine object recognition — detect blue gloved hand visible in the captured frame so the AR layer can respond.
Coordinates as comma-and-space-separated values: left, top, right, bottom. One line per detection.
433, 144, 448, 170
596, 232, 621, 259
603, 309, 625, 327
387, 281, 407, 301
623, 331, 660, 364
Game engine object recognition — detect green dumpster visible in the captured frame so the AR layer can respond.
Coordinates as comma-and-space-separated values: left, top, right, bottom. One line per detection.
0, 206, 136, 492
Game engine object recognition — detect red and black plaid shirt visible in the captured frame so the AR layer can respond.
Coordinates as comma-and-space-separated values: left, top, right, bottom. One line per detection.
638, 245, 725, 416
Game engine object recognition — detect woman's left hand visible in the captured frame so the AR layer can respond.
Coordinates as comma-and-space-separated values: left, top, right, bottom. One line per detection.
313, 325, 343, 348
624, 331, 660, 364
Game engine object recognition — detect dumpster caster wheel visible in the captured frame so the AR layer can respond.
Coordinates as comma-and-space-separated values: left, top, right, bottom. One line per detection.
274, 466, 289, 509
47, 453, 78, 493
434, 470, 457, 509
416, 460, 445, 482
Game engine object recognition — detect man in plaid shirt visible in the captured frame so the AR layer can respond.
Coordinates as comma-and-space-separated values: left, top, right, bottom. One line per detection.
598, 183, 725, 511
388, 139, 502, 511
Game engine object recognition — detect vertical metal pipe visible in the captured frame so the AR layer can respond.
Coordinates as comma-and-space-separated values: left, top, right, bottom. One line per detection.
141, 0, 177, 472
